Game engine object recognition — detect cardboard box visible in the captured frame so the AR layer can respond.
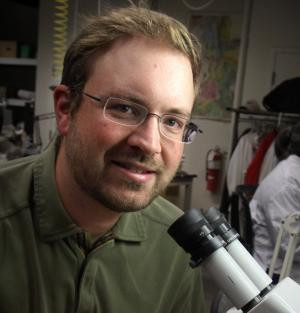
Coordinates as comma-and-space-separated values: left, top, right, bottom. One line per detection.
0, 41, 17, 58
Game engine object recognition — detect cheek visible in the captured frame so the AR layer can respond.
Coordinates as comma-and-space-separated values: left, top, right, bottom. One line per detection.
93, 121, 131, 148
163, 143, 184, 169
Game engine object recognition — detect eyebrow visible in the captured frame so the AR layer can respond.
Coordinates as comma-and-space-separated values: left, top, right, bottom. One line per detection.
167, 108, 191, 119
107, 92, 192, 119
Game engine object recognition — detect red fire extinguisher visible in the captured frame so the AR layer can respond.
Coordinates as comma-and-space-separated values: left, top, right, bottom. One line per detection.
206, 146, 222, 192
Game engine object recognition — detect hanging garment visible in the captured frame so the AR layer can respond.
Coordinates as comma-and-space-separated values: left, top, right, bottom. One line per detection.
258, 141, 278, 183
227, 131, 257, 195
244, 130, 277, 186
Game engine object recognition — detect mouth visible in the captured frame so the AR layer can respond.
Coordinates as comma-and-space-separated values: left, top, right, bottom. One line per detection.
110, 160, 157, 184
112, 160, 157, 174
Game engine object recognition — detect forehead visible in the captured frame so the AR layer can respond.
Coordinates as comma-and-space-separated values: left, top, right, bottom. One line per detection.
86, 36, 195, 115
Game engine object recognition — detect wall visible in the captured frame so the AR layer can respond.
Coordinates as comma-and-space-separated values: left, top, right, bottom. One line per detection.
157, 0, 245, 210
242, 0, 300, 106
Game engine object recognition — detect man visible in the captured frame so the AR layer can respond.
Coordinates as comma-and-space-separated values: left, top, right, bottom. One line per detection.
250, 122, 300, 284
0, 4, 206, 313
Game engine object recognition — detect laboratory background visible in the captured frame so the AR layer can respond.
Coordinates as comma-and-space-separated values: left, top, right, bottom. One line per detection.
0, 0, 299, 311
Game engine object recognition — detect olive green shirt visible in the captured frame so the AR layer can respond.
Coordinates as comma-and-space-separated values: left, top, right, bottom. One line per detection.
0, 142, 207, 313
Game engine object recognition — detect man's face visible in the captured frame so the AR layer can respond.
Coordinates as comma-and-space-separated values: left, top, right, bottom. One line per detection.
62, 37, 195, 212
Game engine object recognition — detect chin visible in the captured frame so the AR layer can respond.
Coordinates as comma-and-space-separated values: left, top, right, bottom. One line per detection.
92, 183, 159, 213
112, 188, 158, 212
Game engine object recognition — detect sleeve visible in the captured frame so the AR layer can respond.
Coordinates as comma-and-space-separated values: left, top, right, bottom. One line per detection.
250, 198, 274, 270
188, 267, 207, 313
227, 133, 255, 194
264, 183, 300, 246
251, 180, 300, 273
171, 267, 208, 313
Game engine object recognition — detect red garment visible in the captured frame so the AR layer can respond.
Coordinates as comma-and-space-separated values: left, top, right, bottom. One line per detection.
244, 130, 277, 185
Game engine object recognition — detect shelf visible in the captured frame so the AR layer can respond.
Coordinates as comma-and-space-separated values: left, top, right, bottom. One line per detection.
226, 107, 300, 119
0, 57, 37, 66
0, 98, 35, 108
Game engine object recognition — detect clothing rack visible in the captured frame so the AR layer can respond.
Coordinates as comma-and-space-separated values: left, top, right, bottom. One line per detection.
220, 107, 300, 213
226, 107, 300, 153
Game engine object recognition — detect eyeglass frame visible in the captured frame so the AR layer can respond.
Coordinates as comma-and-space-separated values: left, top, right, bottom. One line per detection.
81, 91, 202, 144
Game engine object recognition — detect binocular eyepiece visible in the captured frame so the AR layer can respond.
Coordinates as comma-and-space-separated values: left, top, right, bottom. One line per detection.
167, 208, 224, 267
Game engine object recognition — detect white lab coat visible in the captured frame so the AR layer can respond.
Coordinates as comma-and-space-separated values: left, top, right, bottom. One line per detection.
250, 155, 300, 282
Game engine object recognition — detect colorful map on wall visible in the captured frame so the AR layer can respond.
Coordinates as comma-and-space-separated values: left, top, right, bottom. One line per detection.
189, 14, 242, 119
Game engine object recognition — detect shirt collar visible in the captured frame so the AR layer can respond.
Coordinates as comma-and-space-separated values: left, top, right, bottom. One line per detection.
113, 211, 147, 242
32, 140, 147, 243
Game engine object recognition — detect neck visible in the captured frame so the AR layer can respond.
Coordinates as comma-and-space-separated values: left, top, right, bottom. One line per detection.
55, 144, 121, 236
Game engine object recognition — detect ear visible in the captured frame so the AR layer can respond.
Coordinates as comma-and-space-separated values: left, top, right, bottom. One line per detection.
54, 84, 73, 136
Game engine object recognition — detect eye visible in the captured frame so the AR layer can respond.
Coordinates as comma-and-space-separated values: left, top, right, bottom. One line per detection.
163, 116, 185, 130
107, 100, 142, 116
105, 98, 146, 124
110, 103, 135, 114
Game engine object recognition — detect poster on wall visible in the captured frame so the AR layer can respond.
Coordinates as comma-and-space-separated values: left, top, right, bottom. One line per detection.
189, 13, 243, 119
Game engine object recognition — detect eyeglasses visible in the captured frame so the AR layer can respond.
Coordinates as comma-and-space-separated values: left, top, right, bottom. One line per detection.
82, 92, 202, 144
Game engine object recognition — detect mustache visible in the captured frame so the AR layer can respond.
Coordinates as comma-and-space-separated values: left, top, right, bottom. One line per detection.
107, 148, 164, 173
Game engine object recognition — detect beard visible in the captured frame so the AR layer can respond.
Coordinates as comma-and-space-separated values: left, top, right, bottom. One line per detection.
64, 122, 177, 213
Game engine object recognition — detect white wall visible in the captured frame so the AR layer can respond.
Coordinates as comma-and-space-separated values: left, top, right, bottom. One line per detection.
182, 119, 230, 209
157, 0, 245, 210
242, 0, 300, 107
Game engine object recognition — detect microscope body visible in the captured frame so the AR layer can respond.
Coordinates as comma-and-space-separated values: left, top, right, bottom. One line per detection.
227, 277, 300, 313
168, 208, 300, 313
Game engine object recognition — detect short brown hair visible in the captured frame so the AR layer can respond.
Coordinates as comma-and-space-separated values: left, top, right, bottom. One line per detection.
61, 5, 202, 111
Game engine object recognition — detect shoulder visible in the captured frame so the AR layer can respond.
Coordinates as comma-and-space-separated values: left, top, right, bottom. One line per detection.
138, 196, 187, 255
139, 198, 207, 312
253, 157, 290, 200
253, 156, 300, 211
141, 196, 184, 228
0, 153, 37, 171
285, 155, 300, 176
262, 156, 300, 190
0, 154, 37, 217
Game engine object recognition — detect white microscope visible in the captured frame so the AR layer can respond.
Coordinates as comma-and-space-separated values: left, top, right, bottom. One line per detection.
168, 207, 300, 313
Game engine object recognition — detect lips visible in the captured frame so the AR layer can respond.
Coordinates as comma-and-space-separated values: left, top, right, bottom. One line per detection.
112, 160, 156, 174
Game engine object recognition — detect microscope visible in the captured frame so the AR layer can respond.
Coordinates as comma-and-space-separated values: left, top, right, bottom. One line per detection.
168, 207, 300, 313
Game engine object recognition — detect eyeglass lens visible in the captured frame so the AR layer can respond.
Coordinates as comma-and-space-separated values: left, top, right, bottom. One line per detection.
104, 98, 198, 143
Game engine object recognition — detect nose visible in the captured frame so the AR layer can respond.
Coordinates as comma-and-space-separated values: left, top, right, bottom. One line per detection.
126, 115, 162, 155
